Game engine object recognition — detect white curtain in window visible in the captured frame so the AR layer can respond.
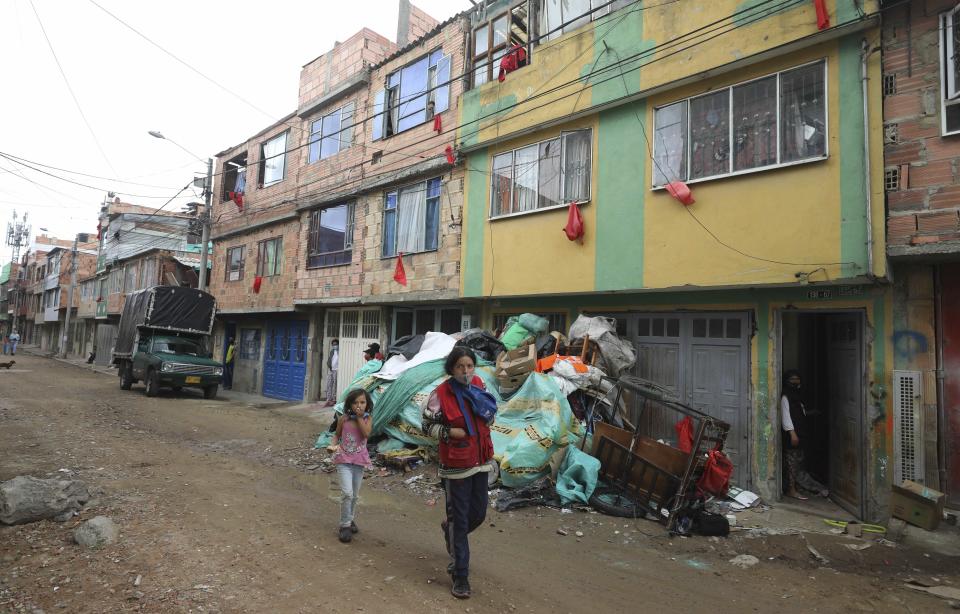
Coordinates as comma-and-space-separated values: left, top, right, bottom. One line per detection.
562, 130, 591, 202
262, 134, 286, 184
513, 145, 539, 212
538, 0, 563, 41
397, 185, 426, 253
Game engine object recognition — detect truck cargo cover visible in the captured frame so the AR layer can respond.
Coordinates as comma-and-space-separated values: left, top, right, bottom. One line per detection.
114, 286, 216, 356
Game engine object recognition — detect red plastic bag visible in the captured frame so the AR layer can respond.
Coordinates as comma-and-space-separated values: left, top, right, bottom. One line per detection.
563, 202, 584, 242
697, 449, 733, 496
393, 253, 407, 286
674, 416, 694, 454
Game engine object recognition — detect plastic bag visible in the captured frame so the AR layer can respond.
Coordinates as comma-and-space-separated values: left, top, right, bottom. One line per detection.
389, 334, 424, 359
697, 449, 734, 496
675, 416, 694, 454
563, 202, 584, 242
500, 321, 533, 350
518, 313, 549, 335
555, 446, 600, 505
455, 328, 506, 363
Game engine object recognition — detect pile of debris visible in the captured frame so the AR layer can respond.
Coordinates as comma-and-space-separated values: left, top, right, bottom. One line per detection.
315, 312, 749, 536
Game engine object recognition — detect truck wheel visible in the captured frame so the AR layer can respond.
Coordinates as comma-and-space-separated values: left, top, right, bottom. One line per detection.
203, 385, 218, 400
120, 363, 133, 390
145, 368, 160, 397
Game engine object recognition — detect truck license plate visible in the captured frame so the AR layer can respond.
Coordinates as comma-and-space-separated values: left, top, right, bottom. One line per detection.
185, 376, 201, 384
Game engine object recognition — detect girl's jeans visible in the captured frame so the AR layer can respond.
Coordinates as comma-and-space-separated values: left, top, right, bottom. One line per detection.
337, 463, 364, 527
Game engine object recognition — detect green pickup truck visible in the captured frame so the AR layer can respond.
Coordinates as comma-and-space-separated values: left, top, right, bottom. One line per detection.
113, 286, 223, 399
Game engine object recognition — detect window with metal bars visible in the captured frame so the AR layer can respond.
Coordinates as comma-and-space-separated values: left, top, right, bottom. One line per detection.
882, 74, 897, 96
884, 168, 901, 192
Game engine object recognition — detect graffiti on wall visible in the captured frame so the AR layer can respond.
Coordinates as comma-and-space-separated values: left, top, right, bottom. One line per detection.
892, 330, 928, 360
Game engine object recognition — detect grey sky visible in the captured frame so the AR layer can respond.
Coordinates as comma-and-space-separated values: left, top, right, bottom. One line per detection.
0, 0, 471, 252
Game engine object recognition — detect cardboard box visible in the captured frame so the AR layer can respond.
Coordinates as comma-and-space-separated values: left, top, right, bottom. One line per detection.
496, 371, 530, 395
496, 344, 536, 377
891, 480, 945, 531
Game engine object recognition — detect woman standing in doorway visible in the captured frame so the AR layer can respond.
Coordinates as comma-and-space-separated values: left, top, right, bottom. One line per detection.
782, 369, 829, 500
422, 347, 498, 600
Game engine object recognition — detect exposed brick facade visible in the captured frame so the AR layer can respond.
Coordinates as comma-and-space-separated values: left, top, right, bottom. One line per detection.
883, 1, 960, 250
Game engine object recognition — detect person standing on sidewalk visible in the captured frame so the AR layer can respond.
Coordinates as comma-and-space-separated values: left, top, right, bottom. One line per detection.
421, 346, 498, 600
325, 339, 339, 407
223, 338, 236, 390
8, 330, 20, 356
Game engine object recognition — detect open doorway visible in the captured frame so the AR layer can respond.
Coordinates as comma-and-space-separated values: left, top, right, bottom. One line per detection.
780, 310, 865, 518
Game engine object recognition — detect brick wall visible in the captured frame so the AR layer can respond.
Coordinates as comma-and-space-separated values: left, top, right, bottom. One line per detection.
209, 219, 301, 312
298, 29, 396, 111
360, 168, 463, 298
884, 1, 960, 248
213, 120, 303, 240
404, 2, 441, 45
365, 18, 467, 182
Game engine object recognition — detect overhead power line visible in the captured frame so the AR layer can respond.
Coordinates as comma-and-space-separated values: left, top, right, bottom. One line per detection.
28, 0, 118, 175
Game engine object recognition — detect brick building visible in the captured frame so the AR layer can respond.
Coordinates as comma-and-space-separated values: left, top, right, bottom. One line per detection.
210, 1, 468, 402
84, 199, 206, 365
881, 0, 960, 507
37, 240, 98, 355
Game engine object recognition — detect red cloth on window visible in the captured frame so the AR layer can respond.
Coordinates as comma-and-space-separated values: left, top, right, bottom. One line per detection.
675, 416, 695, 454
498, 45, 527, 82
253, 276, 263, 294
814, 0, 829, 30
393, 253, 407, 286
665, 181, 695, 206
228, 192, 244, 211
563, 202, 584, 242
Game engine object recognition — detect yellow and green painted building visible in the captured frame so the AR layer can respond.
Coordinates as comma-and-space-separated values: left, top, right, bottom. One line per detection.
458, 0, 891, 519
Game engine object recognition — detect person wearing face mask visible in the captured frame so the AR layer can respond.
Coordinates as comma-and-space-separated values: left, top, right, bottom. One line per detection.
421, 346, 498, 600
781, 369, 828, 500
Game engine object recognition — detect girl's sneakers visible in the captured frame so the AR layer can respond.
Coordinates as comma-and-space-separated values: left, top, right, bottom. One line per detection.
338, 526, 352, 543
451, 576, 471, 599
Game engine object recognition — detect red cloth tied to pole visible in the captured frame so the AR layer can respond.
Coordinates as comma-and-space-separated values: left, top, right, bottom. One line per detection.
814, 0, 829, 30
444, 145, 456, 165
393, 253, 407, 286
433, 114, 442, 133
563, 202, 585, 242
252, 276, 263, 294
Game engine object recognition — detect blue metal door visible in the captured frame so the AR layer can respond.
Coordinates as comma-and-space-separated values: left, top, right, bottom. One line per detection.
262, 321, 308, 401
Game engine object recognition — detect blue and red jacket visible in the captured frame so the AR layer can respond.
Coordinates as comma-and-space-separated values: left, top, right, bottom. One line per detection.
435, 376, 494, 469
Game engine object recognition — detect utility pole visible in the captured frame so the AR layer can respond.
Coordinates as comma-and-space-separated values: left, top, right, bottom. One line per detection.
198, 157, 212, 290
60, 236, 78, 358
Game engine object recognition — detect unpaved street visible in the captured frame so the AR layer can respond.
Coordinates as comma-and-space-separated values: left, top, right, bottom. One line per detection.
0, 353, 955, 613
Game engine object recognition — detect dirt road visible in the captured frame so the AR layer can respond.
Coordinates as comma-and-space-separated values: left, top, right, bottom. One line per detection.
0, 353, 955, 613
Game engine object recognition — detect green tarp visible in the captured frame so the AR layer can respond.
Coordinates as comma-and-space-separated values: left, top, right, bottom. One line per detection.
315, 362, 583, 488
